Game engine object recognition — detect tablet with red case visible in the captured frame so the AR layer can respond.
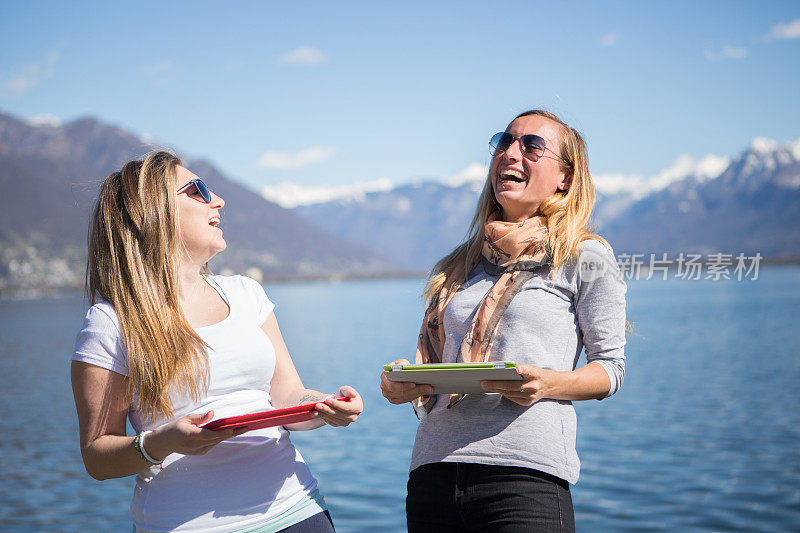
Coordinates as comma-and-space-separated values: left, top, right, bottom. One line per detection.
202, 397, 352, 432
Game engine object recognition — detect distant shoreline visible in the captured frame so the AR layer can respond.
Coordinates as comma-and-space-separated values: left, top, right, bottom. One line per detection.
0, 270, 429, 300
2, 260, 799, 299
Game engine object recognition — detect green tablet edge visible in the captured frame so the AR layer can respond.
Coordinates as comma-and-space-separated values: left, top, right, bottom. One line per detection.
382, 362, 518, 371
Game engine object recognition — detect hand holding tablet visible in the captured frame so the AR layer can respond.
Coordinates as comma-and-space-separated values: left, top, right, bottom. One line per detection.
203, 397, 352, 433
312, 385, 363, 427
382, 361, 523, 395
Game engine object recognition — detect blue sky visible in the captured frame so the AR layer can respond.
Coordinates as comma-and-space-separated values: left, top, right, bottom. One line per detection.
1, 1, 799, 200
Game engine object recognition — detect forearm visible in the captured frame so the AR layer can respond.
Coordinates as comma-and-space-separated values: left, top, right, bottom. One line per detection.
541, 362, 611, 401
81, 434, 155, 481
280, 388, 328, 431
276, 387, 327, 407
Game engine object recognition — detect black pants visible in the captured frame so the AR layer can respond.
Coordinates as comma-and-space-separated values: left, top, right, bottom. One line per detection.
407, 462, 574, 533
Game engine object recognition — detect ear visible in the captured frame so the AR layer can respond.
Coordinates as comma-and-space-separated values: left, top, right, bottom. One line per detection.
557, 170, 573, 192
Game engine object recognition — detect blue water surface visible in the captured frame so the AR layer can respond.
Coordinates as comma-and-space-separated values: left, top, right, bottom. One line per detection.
1, 267, 798, 532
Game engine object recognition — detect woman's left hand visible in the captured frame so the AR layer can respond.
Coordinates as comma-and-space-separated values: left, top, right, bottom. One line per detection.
312, 386, 364, 427
480, 364, 553, 406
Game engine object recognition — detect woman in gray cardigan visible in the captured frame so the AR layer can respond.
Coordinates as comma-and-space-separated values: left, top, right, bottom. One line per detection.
381, 109, 627, 533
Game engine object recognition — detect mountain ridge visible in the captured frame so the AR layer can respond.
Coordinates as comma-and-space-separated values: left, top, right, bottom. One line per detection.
0, 111, 399, 293
2, 109, 797, 293
294, 137, 800, 270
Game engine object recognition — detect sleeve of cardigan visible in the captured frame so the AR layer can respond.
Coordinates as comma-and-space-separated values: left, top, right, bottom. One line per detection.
574, 239, 628, 398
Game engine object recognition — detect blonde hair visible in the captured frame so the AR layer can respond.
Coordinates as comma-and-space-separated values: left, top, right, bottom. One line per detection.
423, 109, 609, 305
87, 151, 209, 422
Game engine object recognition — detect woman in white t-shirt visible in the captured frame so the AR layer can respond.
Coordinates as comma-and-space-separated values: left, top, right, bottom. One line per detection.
71, 151, 363, 532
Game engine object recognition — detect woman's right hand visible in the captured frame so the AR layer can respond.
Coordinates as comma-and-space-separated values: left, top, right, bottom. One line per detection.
380, 359, 435, 404
144, 411, 245, 461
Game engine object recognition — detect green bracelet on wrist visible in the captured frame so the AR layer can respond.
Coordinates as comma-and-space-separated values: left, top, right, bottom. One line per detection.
133, 431, 162, 465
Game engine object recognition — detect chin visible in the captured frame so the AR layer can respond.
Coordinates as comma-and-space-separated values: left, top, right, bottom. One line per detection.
495, 190, 522, 209
208, 241, 227, 259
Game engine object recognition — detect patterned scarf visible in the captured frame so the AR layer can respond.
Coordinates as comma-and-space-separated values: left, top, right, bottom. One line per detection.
413, 212, 549, 416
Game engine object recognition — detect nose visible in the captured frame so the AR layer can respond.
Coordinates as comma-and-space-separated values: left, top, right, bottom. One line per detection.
504, 138, 523, 161
211, 192, 224, 209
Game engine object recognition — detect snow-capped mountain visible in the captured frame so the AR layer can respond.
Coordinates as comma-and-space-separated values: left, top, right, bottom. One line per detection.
603, 137, 800, 257
592, 153, 731, 228
293, 138, 800, 270
0, 111, 398, 292
296, 180, 481, 270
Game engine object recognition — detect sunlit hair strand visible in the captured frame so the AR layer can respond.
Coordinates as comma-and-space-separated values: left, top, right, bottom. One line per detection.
86, 151, 209, 422
423, 109, 610, 306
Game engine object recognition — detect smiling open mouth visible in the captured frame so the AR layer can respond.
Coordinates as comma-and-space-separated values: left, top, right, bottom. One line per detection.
499, 169, 528, 183
209, 217, 221, 227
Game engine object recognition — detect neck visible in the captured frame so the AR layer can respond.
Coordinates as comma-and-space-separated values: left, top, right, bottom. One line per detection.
500, 206, 541, 223
177, 259, 207, 306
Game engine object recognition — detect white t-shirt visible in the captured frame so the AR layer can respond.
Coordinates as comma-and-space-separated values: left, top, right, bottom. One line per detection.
72, 275, 319, 532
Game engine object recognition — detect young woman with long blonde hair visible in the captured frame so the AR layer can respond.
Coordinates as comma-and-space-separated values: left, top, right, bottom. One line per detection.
71, 151, 363, 532
381, 110, 628, 532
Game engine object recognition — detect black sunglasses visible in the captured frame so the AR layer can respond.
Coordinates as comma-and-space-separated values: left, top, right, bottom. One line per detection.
176, 178, 212, 203
489, 132, 568, 165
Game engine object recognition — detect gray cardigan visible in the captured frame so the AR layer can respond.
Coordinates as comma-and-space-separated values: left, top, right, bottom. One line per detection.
410, 239, 627, 484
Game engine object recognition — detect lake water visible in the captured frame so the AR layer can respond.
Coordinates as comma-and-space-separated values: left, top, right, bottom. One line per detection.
1, 268, 799, 532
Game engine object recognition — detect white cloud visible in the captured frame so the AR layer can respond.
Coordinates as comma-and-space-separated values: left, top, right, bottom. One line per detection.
263, 137, 800, 209
720, 45, 748, 59
769, 18, 800, 40
601, 32, 620, 47
444, 162, 488, 187
791, 138, 800, 161
749, 137, 779, 155
593, 172, 647, 196
704, 45, 748, 61
256, 146, 338, 170
261, 162, 487, 208
142, 59, 176, 77
26, 113, 62, 127
648, 154, 730, 189
280, 46, 327, 65
595, 153, 729, 197
141, 59, 180, 86
1, 49, 60, 97
693, 154, 731, 179
261, 177, 394, 208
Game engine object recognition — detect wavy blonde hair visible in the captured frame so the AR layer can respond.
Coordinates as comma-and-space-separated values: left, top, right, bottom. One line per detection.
87, 151, 209, 422
423, 109, 610, 305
